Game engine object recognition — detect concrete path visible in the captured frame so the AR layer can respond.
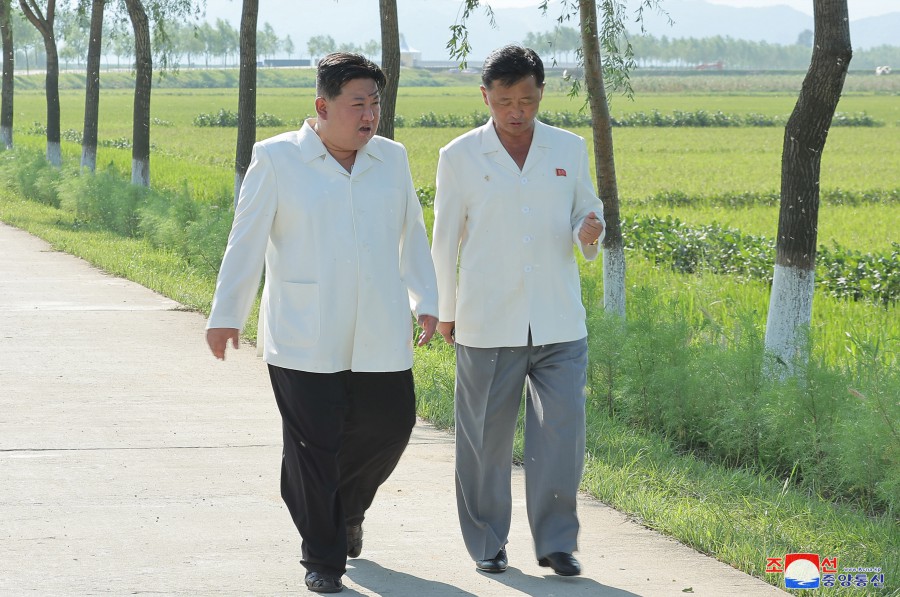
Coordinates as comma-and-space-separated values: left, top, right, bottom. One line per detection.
0, 221, 787, 596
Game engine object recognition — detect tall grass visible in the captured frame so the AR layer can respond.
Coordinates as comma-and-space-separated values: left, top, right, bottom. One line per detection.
413, 301, 899, 596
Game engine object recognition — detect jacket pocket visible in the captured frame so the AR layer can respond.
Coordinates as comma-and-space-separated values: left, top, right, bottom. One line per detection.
273, 282, 320, 347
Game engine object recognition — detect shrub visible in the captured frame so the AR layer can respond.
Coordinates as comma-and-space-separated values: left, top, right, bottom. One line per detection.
830, 111, 883, 127
388, 110, 883, 129
57, 166, 145, 236
193, 109, 285, 128
193, 109, 240, 127
586, 292, 900, 516
0, 148, 62, 208
624, 215, 899, 305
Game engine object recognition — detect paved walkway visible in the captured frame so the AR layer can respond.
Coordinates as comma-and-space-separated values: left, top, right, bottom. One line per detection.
0, 221, 787, 596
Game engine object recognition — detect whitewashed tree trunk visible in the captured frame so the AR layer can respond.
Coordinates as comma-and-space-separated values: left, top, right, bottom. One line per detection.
131, 157, 149, 187
20, 0, 61, 168
125, 0, 151, 188
0, 0, 12, 151
47, 141, 61, 167
81, 144, 97, 172
579, 0, 626, 318
603, 245, 626, 318
763, 0, 850, 379
80, 0, 104, 174
764, 264, 814, 377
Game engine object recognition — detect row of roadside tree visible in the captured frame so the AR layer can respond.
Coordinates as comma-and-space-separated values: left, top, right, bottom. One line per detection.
0, 0, 861, 384
527, 25, 899, 71
10, 8, 382, 73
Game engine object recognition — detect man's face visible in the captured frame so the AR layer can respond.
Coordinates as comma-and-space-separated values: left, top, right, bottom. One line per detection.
481, 75, 544, 139
317, 77, 381, 151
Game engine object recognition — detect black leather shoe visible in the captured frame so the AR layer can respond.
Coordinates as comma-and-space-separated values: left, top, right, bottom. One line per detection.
538, 552, 581, 576
475, 547, 508, 573
304, 571, 343, 593
346, 524, 363, 558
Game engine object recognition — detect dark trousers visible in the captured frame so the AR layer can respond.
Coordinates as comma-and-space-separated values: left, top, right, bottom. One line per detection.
267, 365, 416, 577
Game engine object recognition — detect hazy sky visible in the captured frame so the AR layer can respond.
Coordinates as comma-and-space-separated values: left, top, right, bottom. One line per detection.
203, 0, 899, 20
199, 0, 896, 59
474, 0, 897, 19
697, 0, 895, 19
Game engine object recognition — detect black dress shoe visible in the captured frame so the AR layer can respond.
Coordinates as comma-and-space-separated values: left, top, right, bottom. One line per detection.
475, 547, 508, 573
346, 524, 363, 558
304, 571, 343, 593
538, 551, 581, 576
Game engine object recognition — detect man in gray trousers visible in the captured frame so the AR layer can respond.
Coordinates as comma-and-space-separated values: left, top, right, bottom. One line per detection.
431, 45, 605, 577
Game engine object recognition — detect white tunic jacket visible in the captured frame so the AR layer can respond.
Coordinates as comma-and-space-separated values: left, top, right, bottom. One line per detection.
208, 121, 438, 373
431, 119, 605, 348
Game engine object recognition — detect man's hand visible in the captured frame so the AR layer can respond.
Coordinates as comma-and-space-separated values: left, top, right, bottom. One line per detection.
207, 328, 239, 360
417, 314, 438, 346
578, 212, 604, 246
437, 321, 455, 345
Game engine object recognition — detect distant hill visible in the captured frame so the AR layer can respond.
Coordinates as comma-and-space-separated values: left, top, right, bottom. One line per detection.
623, 0, 813, 46
629, 0, 899, 50
850, 13, 900, 49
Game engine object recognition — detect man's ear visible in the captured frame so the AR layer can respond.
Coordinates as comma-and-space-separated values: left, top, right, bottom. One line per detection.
315, 96, 327, 120
480, 85, 489, 107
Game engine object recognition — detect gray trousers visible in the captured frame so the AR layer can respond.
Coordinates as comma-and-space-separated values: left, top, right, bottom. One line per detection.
454, 335, 588, 561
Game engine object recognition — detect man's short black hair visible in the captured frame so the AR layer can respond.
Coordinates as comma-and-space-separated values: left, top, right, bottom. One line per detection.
481, 45, 544, 89
316, 52, 386, 100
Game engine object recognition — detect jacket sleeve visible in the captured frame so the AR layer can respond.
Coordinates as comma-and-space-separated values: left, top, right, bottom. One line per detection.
398, 146, 439, 319
430, 147, 466, 323
206, 143, 277, 330
571, 139, 605, 261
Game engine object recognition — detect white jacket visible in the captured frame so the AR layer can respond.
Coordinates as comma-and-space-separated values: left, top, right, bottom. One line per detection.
208, 121, 438, 373
431, 119, 604, 348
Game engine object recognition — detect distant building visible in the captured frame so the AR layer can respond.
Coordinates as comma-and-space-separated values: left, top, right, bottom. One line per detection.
262, 59, 311, 68
694, 61, 724, 71
400, 34, 421, 67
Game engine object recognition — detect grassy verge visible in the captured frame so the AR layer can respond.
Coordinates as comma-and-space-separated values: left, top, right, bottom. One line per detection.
414, 339, 899, 596
2, 158, 896, 595
0, 194, 219, 314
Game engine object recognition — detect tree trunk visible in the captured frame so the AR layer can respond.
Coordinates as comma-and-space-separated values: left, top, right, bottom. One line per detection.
764, 0, 851, 377
125, 0, 151, 186
45, 40, 60, 166
0, 0, 13, 149
376, 0, 399, 140
578, 0, 625, 317
81, 0, 104, 172
19, 0, 60, 166
234, 0, 257, 208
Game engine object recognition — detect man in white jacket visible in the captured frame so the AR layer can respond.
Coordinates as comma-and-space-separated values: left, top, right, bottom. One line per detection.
206, 53, 438, 594
431, 45, 604, 578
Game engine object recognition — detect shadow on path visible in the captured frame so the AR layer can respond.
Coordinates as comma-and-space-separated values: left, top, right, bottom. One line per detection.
346, 558, 642, 596
486, 565, 642, 596
347, 559, 480, 595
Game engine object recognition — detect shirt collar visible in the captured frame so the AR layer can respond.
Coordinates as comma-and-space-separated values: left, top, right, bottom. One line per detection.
298, 118, 384, 170
480, 118, 551, 154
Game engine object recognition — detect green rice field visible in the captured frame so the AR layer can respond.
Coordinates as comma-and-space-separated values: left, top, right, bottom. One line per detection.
7, 71, 900, 366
